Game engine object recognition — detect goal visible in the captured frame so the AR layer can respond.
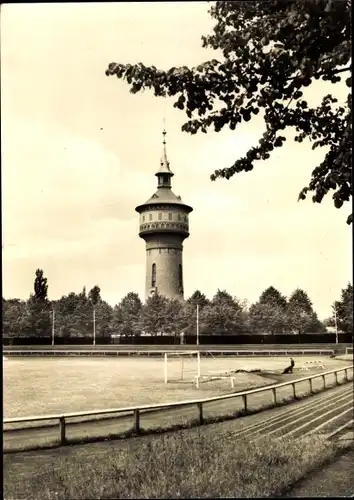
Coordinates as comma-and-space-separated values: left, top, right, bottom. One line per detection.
163, 350, 243, 387
164, 351, 200, 384
345, 347, 353, 355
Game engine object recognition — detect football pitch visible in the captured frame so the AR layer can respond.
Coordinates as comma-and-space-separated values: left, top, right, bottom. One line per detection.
3, 355, 347, 419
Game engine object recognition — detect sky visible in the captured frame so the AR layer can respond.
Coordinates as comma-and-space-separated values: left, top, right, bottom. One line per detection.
1, 2, 352, 320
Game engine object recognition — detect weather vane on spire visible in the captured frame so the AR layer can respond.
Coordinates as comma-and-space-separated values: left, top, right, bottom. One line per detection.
162, 117, 167, 144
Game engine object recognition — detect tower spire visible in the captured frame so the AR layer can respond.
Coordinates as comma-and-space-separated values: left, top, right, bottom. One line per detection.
160, 121, 171, 171
156, 124, 174, 183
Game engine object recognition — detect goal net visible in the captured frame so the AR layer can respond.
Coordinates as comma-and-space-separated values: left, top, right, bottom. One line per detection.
164, 351, 200, 384
163, 350, 244, 387
194, 351, 248, 388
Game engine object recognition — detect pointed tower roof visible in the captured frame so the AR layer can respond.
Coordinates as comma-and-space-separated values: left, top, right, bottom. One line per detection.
155, 129, 174, 176
135, 129, 193, 214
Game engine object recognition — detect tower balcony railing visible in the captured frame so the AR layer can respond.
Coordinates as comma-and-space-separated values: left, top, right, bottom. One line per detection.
139, 221, 189, 235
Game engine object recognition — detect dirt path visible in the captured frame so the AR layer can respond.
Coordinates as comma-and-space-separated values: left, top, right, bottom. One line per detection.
284, 445, 354, 497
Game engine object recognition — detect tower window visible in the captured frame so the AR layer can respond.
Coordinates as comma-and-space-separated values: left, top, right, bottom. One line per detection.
178, 214, 181, 221
158, 213, 162, 220
168, 213, 172, 220
178, 264, 183, 289
149, 214, 152, 221
151, 263, 156, 288
142, 215, 145, 222
158, 175, 170, 186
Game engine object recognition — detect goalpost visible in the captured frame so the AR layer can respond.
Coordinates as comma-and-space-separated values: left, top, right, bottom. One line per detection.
164, 351, 200, 384
163, 350, 240, 387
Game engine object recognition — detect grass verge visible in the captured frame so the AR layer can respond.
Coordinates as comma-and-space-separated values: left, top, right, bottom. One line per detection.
4, 432, 350, 499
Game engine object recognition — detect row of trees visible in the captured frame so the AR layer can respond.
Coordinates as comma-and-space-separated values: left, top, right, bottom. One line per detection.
3, 269, 352, 338
325, 282, 353, 335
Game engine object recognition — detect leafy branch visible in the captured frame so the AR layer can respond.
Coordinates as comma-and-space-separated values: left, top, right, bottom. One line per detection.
106, 0, 352, 223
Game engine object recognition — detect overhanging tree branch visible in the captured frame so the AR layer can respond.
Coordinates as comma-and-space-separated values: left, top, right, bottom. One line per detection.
106, 0, 352, 223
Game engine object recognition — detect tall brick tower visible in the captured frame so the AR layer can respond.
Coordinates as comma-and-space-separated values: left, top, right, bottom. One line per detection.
135, 130, 193, 300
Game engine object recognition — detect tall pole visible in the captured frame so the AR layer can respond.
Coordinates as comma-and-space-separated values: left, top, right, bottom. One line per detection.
51, 308, 55, 346
334, 306, 338, 344
93, 307, 96, 346
196, 304, 199, 346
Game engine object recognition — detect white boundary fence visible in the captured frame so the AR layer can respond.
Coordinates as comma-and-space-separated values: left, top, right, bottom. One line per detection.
4, 365, 352, 447
298, 360, 326, 371
3, 348, 336, 357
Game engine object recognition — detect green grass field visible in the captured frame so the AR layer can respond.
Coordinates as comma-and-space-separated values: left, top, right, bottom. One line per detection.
4, 355, 353, 498
4, 427, 352, 499
3, 355, 347, 419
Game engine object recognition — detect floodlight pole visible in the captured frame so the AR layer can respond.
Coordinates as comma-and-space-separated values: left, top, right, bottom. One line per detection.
51, 308, 55, 346
334, 306, 338, 344
93, 307, 96, 346
196, 304, 199, 346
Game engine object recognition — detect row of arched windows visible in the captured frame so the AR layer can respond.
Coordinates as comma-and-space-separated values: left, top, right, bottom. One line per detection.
141, 222, 188, 231
143, 213, 187, 223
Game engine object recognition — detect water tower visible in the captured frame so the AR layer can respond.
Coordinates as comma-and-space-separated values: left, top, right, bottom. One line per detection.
135, 130, 193, 300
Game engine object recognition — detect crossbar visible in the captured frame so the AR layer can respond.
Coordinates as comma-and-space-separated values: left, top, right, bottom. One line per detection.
164, 351, 199, 356
4, 365, 352, 425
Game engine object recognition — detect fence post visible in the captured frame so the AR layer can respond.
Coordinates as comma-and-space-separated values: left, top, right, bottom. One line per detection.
197, 402, 204, 425
322, 374, 326, 389
59, 417, 66, 445
272, 388, 277, 406
133, 409, 140, 434
309, 378, 313, 393
344, 369, 348, 381
334, 371, 338, 385
242, 394, 248, 413
164, 353, 168, 384
292, 383, 296, 399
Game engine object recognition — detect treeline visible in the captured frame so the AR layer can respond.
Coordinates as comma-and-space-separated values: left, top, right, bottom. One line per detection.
2, 269, 353, 339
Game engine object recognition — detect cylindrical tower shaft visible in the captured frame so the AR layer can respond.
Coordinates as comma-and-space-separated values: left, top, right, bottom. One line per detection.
144, 233, 184, 299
